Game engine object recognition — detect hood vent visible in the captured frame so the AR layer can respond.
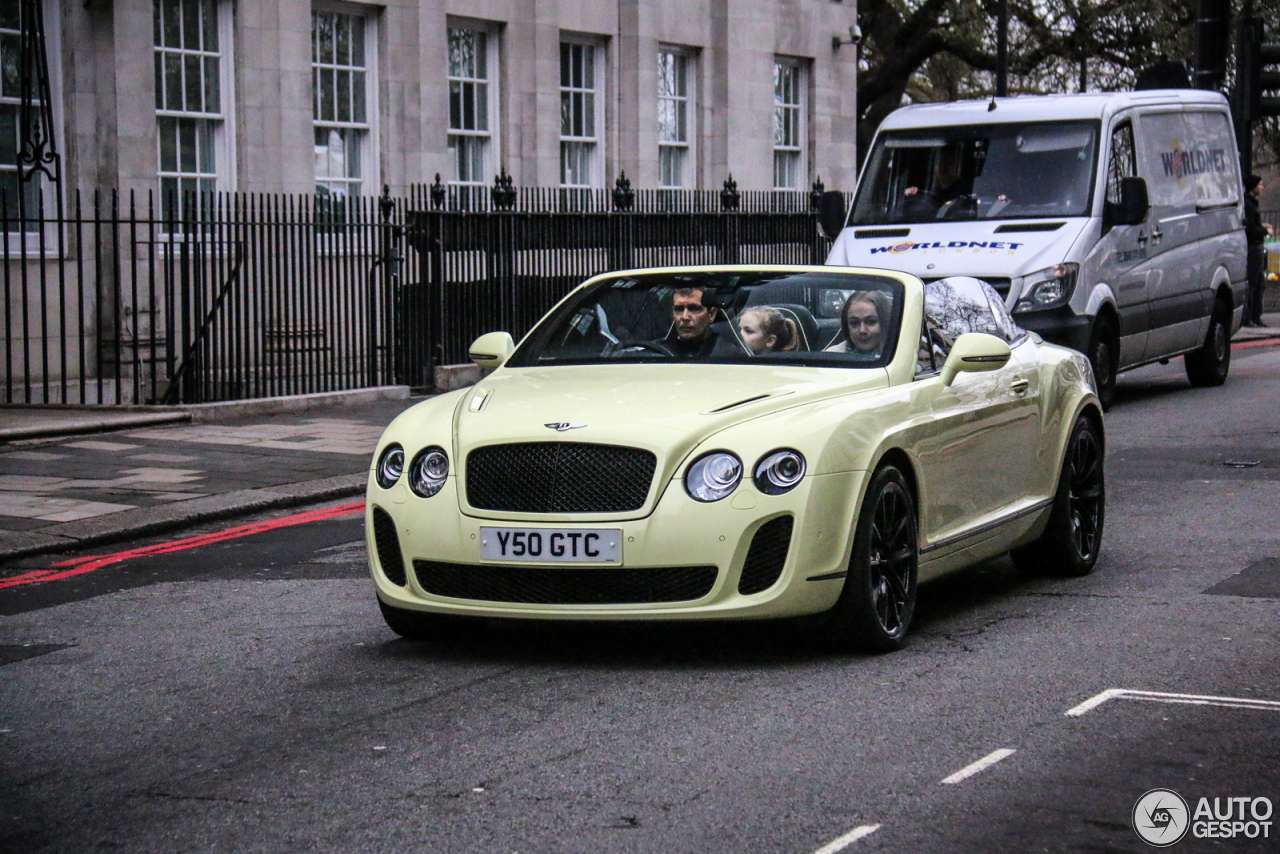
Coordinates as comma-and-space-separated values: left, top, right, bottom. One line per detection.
708, 393, 774, 413
994, 222, 1064, 233
854, 228, 911, 239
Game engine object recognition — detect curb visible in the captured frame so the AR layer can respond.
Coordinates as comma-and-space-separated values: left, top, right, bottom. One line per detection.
0, 386, 412, 442
0, 473, 367, 564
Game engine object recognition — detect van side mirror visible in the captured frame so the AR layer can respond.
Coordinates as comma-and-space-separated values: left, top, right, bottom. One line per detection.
940, 333, 1012, 386
469, 331, 515, 369
818, 190, 848, 240
1105, 176, 1149, 227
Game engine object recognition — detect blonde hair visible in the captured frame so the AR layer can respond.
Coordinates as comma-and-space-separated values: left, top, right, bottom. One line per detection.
840, 290, 893, 350
741, 306, 799, 352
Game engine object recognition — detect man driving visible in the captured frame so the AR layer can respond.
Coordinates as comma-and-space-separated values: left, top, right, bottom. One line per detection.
665, 286, 720, 357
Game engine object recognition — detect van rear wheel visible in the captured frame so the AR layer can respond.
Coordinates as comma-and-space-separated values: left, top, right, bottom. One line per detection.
1185, 299, 1231, 387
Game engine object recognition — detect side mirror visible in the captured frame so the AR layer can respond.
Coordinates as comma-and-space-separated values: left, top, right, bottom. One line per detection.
940, 333, 1012, 386
818, 190, 848, 240
469, 331, 515, 370
1105, 176, 1149, 227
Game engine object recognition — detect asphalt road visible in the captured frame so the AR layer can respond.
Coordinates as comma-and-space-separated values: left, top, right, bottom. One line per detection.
2, 346, 1279, 854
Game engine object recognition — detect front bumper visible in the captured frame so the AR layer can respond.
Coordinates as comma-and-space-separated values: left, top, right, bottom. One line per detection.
367, 469, 864, 621
1014, 307, 1092, 354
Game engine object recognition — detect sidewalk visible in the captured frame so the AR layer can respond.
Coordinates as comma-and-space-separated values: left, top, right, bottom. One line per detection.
0, 387, 422, 563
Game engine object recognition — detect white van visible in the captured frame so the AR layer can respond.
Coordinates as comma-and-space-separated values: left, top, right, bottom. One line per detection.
820, 90, 1247, 407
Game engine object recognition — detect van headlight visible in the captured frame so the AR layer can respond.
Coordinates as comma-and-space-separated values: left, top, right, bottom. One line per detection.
685, 451, 742, 502
754, 449, 806, 495
407, 446, 449, 498
1013, 263, 1079, 313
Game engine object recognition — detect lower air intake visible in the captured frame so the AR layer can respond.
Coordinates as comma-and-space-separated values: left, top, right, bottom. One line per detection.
738, 516, 794, 595
413, 560, 717, 604
371, 506, 407, 586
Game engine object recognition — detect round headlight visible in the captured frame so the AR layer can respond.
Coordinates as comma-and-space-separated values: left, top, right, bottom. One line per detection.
753, 449, 806, 495
685, 451, 742, 502
407, 446, 450, 498
375, 444, 404, 489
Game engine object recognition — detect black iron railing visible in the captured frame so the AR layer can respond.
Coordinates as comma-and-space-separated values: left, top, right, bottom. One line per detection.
2, 180, 840, 405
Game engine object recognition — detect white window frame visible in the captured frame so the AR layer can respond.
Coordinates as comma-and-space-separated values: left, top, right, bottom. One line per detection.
154, 0, 236, 212
311, 2, 379, 200
559, 36, 605, 188
657, 46, 695, 189
0, 0, 64, 248
446, 21, 500, 188
772, 57, 807, 190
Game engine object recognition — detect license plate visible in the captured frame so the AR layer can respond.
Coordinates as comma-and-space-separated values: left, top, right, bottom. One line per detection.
479, 527, 622, 563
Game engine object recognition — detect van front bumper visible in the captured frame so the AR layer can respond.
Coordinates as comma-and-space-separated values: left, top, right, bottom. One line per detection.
1016, 307, 1093, 353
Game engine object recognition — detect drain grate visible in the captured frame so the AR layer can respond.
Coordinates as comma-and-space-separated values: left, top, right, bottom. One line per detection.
1204, 558, 1280, 599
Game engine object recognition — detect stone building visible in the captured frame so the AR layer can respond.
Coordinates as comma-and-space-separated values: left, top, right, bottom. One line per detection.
42, 0, 861, 203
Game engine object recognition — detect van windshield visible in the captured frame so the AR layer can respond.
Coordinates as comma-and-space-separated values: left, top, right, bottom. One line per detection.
851, 120, 1100, 225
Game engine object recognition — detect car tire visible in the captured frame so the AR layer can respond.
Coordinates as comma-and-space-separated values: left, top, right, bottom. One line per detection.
819, 463, 919, 653
1011, 415, 1105, 578
378, 597, 448, 640
1086, 315, 1118, 411
1185, 299, 1231, 387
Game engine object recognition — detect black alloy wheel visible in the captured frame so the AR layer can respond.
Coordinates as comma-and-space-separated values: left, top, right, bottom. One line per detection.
1012, 415, 1105, 577
820, 464, 919, 652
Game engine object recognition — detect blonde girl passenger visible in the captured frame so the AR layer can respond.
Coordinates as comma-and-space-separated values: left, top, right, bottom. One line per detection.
737, 306, 800, 355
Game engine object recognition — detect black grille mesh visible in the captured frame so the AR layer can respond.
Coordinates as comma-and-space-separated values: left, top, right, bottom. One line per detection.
466, 442, 657, 513
413, 560, 717, 604
372, 506, 407, 586
738, 516, 794, 595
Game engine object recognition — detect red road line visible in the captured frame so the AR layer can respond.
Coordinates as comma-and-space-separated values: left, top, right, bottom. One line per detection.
1232, 337, 1280, 350
0, 501, 366, 591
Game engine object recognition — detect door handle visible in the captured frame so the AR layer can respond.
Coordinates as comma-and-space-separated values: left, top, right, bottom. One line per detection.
1011, 378, 1030, 394
1137, 231, 1148, 244
1150, 227, 1163, 244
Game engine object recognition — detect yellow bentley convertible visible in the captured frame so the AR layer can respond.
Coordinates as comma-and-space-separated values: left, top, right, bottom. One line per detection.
366, 266, 1104, 652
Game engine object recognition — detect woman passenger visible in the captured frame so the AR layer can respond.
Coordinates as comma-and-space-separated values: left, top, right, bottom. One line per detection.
825, 290, 892, 357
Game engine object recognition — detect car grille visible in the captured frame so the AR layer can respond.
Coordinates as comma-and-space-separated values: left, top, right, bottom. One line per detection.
371, 506, 407, 586
737, 516, 794, 595
466, 442, 657, 513
413, 560, 718, 604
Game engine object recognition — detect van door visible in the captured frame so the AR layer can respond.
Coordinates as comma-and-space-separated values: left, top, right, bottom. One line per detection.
1135, 110, 1207, 359
1095, 117, 1150, 367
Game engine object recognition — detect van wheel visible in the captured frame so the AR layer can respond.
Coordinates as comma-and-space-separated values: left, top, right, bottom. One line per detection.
1185, 299, 1231, 387
817, 464, 918, 653
1086, 316, 1117, 411
1012, 415, 1105, 577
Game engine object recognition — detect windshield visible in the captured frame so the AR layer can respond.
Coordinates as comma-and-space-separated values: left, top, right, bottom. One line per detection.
851, 120, 1100, 225
507, 271, 906, 369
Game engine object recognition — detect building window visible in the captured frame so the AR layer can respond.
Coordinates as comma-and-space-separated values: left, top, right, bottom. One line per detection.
773, 59, 805, 190
313, 8, 375, 201
0, 0, 61, 232
448, 26, 497, 186
658, 49, 692, 188
560, 41, 601, 188
154, 0, 232, 214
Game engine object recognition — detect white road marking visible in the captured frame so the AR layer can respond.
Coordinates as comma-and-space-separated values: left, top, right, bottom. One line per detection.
812, 824, 880, 854
1065, 689, 1280, 717
941, 748, 1016, 784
